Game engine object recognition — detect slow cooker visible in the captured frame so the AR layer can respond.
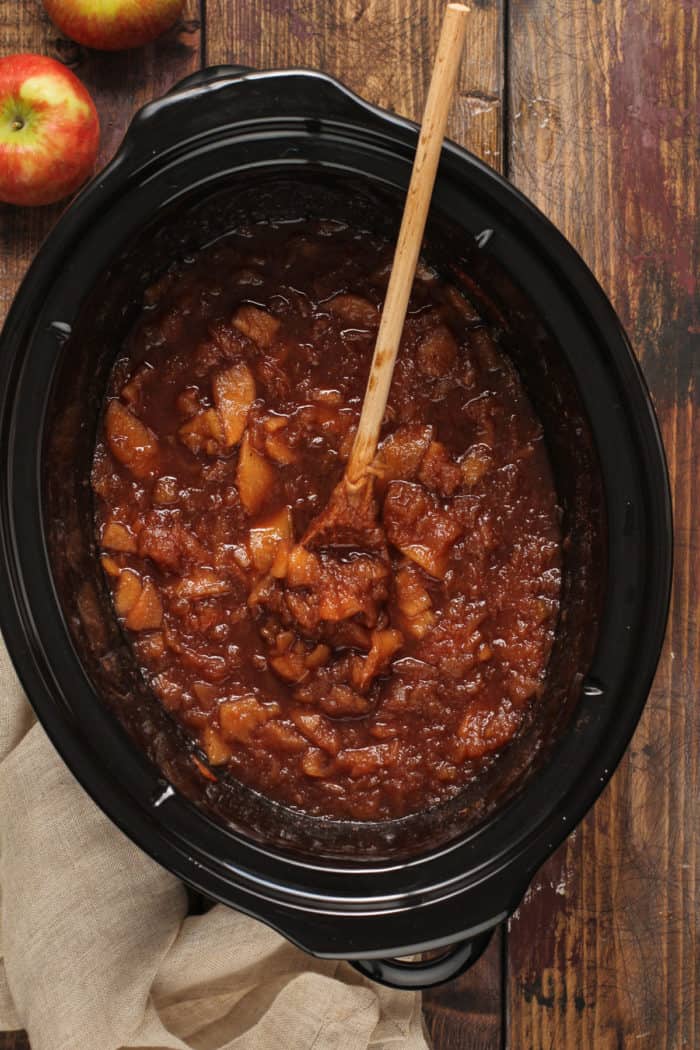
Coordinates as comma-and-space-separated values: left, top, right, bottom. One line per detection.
0, 66, 672, 989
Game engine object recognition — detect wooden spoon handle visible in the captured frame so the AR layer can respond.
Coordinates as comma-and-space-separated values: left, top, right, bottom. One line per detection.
345, 2, 470, 485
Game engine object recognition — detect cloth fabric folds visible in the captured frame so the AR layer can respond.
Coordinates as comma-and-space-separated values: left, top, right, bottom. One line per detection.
0, 641, 430, 1050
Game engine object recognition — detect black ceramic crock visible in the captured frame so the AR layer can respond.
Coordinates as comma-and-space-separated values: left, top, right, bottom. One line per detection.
0, 67, 672, 990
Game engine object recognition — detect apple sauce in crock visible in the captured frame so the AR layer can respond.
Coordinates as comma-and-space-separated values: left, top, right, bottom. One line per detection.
91, 218, 561, 821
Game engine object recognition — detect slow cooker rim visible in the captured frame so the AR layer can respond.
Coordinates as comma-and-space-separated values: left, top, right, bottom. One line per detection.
0, 67, 672, 952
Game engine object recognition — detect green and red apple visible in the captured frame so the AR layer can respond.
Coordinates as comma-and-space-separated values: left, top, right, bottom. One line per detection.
43, 0, 186, 51
0, 54, 99, 206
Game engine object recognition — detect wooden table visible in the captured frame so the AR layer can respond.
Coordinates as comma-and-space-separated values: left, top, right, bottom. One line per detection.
1, 2, 697, 1048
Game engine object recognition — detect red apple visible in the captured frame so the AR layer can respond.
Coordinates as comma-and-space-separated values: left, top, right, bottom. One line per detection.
0, 55, 99, 207
43, 0, 186, 51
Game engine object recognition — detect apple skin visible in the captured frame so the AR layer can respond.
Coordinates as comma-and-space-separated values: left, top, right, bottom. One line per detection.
0, 54, 100, 207
43, 0, 186, 51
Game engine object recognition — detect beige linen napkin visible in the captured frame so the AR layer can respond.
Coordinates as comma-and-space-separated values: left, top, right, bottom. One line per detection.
0, 641, 430, 1050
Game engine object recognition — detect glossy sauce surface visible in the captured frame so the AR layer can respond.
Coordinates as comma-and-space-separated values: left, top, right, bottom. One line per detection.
92, 220, 562, 820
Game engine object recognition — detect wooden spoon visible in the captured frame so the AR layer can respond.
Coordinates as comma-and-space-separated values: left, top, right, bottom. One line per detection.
345, 1, 470, 487
300, 2, 469, 551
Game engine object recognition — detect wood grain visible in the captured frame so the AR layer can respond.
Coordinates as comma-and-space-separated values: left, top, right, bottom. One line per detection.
423, 930, 504, 1050
0, 1035, 27, 1050
2, 2, 698, 1049
506, 2, 699, 1049
205, 0, 504, 166
0, 0, 202, 318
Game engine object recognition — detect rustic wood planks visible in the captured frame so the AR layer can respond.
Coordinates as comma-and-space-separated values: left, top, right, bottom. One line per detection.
506, 3, 698, 1049
0, 0, 202, 317
204, 0, 504, 170
1, 1, 697, 1048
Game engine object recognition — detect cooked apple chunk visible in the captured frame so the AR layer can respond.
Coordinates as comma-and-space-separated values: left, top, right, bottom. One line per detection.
212, 362, 255, 447
125, 580, 163, 631
114, 569, 162, 630
105, 400, 159, 478
395, 563, 436, 639
219, 696, 280, 743
248, 506, 294, 574
101, 521, 137, 553
232, 305, 280, 348
236, 432, 276, 515
175, 569, 234, 601
177, 408, 225, 456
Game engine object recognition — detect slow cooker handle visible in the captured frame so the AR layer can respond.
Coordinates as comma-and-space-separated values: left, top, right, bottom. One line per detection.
351, 929, 493, 990
113, 64, 420, 181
